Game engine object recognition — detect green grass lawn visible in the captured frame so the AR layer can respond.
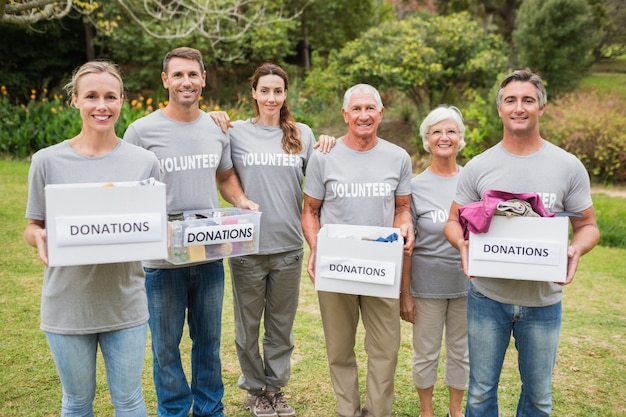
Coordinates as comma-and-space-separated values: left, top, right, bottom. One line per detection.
579, 72, 626, 97
582, 55, 626, 97
1, 159, 624, 416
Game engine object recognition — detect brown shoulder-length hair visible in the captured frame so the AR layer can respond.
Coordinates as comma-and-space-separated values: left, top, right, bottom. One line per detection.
250, 62, 302, 154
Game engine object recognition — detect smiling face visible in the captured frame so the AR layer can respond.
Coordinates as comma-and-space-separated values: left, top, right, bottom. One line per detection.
497, 80, 545, 137
72, 72, 123, 133
426, 119, 461, 158
162, 57, 206, 109
342, 91, 383, 141
252, 74, 286, 125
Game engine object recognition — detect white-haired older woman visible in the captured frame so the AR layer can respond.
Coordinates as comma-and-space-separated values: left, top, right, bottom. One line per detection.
400, 105, 469, 417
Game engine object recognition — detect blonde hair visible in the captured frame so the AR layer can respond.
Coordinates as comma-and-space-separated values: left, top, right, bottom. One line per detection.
64, 61, 124, 99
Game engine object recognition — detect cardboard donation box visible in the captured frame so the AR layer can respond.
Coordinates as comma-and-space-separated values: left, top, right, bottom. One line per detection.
314, 224, 403, 298
45, 179, 167, 267
167, 208, 261, 265
468, 216, 569, 282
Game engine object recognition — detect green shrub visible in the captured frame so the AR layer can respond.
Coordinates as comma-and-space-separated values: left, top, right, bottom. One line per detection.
542, 92, 626, 183
0, 87, 253, 159
0, 87, 155, 158
0, 88, 79, 158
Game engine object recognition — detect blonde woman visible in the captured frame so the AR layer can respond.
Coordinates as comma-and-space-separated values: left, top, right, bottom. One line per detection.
24, 61, 160, 417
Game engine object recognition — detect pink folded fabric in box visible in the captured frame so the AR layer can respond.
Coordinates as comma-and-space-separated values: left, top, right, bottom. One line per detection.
458, 190, 554, 240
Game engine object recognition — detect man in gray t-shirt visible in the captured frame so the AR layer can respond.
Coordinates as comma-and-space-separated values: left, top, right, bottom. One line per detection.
302, 84, 414, 417
444, 70, 599, 417
124, 47, 257, 417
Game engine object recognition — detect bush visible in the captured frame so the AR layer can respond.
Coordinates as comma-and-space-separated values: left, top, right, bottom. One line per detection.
0, 88, 80, 158
542, 92, 626, 183
0, 87, 159, 158
0, 86, 251, 159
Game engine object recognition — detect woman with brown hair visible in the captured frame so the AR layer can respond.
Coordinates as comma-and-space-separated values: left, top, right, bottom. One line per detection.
211, 62, 333, 417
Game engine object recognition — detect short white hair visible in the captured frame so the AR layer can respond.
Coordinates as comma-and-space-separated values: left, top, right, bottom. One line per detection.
419, 105, 466, 153
342, 84, 384, 111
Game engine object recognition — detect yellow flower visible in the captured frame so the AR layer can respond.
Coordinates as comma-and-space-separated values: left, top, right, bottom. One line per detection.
51, 108, 57, 114
146, 97, 153, 105
213, 105, 220, 111
131, 99, 138, 107
201, 104, 207, 110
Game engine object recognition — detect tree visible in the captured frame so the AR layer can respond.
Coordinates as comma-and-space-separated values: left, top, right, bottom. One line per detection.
0, 0, 74, 24
1, 0, 304, 62
306, 12, 508, 112
513, 0, 599, 95
587, 0, 626, 60
435, 0, 521, 43
0, 17, 86, 102
112, 0, 303, 62
292, 0, 393, 69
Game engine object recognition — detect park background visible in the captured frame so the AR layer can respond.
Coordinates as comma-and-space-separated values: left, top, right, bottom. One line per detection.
1, 0, 625, 416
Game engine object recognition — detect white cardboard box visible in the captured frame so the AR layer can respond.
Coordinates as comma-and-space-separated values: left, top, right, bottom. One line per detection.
468, 216, 569, 282
45, 179, 167, 267
167, 208, 261, 265
314, 224, 403, 298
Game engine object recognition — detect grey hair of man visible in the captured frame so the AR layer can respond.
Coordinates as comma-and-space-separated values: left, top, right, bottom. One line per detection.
342, 84, 384, 111
419, 105, 466, 154
496, 69, 547, 108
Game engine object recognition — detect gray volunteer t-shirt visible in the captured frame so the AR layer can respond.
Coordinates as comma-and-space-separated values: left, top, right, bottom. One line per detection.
455, 141, 593, 307
229, 119, 314, 254
124, 110, 232, 268
304, 138, 412, 227
25, 139, 161, 334
410, 167, 468, 298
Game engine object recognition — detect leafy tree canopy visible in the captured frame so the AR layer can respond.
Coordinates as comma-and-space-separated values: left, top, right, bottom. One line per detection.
1, 0, 303, 62
306, 12, 508, 112
513, 0, 600, 95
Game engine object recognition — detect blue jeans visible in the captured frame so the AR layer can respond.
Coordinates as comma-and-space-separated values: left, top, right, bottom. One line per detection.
466, 283, 561, 417
145, 262, 225, 417
45, 323, 148, 417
